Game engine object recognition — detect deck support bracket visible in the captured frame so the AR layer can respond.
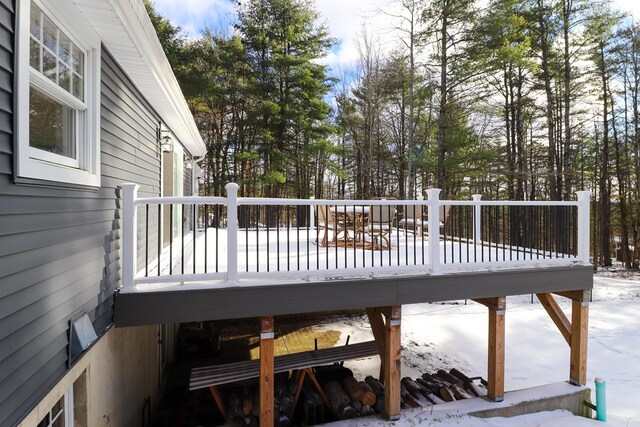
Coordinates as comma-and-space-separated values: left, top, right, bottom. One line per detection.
537, 290, 590, 386
259, 316, 274, 427
474, 297, 506, 402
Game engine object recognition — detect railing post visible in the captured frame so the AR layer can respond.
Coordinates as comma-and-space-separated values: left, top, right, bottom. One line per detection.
121, 183, 139, 291
426, 188, 441, 275
226, 182, 240, 283
309, 196, 315, 231
576, 191, 591, 265
472, 194, 482, 244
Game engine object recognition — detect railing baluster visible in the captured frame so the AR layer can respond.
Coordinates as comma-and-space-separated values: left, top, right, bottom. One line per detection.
145, 204, 149, 277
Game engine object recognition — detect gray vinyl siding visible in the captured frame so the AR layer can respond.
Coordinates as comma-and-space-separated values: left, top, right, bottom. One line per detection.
0, 30, 167, 425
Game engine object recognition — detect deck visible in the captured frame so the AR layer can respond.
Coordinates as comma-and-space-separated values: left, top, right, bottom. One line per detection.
115, 183, 592, 326
115, 183, 593, 419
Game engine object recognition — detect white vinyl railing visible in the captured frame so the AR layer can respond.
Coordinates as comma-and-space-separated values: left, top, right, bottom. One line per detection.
121, 183, 591, 291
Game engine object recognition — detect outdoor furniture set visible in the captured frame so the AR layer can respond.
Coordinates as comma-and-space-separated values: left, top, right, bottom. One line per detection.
316, 202, 451, 250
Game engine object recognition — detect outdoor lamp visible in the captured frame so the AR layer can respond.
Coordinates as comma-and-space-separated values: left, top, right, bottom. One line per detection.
160, 131, 173, 153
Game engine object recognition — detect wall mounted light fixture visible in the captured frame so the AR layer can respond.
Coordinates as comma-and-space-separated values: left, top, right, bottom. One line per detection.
160, 131, 173, 153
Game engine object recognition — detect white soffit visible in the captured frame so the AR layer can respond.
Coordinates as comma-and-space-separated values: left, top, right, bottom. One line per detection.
72, 0, 206, 158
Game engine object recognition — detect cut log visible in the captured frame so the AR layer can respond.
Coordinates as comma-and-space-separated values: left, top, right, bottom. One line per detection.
358, 381, 377, 406
437, 370, 464, 387
324, 381, 351, 415
448, 369, 487, 397
364, 375, 385, 396
449, 368, 472, 383
450, 384, 475, 400
301, 385, 325, 425
400, 384, 421, 408
242, 416, 259, 427
340, 405, 359, 420
416, 378, 439, 394
228, 387, 243, 419
242, 386, 253, 417
351, 399, 363, 413
421, 373, 446, 388
466, 382, 487, 397
374, 397, 385, 413
275, 414, 291, 427
438, 386, 456, 402
342, 376, 377, 407
360, 405, 376, 417
426, 393, 446, 405
342, 377, 363, 400
401, 377, 428, 398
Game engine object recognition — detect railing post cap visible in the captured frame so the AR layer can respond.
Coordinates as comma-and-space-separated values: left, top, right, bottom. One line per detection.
472, 194, 482, 201
310, 196, 315, 200
425, 188, 441, 199
225, 182, 240, 192
576, 191, 591, 201
121, 183, 139, 190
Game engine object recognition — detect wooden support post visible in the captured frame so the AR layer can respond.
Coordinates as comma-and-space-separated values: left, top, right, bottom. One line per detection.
484, 297, 505, 402
383, 305, 401, 420
259, 316, 274, 427
366, 308, 387, 380
570, 299, 589, 385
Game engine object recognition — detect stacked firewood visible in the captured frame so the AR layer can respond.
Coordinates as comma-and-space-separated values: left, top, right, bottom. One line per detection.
219, 367, 486, 426
399, 369, 487, 409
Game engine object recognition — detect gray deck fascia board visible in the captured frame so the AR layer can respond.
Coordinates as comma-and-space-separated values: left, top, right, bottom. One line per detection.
114, 265, 593, 327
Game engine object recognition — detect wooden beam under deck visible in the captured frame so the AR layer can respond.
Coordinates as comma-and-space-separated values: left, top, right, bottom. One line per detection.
115, 266, 593, 327
536, 293, 571, 345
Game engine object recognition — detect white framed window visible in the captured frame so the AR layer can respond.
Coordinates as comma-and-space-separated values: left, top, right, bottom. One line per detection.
16, 0, 101, 187
36, 388, 73, 427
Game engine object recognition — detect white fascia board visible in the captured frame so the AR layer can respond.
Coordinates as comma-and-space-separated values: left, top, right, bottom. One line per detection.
72, 0, 206, 158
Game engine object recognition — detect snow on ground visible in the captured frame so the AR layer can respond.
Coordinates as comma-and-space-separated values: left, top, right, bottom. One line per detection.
323, 272, 640, 426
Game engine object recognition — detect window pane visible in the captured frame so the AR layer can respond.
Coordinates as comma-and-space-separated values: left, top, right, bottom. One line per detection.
52, 396, 64, 419
42, 49, 56, 82
30, 87, 76, 159
72, 73, 83, 100
42, 13, 57, 53
59, 63, 71, 92
37, 414, 50, 427
30, 38, 41, 70
58, 32, 71, 64
71, 47, 83, 76
30, 5, 41, 40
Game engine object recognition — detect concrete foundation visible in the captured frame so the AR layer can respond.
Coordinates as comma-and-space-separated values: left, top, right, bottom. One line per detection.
469, 382, 593, 419
18, 325, 159, 427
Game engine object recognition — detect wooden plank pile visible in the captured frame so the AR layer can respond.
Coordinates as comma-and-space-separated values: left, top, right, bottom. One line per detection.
215, 366, 486, 426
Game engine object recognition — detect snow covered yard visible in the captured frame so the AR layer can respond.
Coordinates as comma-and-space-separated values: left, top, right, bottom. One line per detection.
322, 273, 640, 426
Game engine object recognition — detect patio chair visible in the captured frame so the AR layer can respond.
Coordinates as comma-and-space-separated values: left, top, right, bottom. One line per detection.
398, 204, 425, 234
367, 203, 397, 249
316, 205, 344, 247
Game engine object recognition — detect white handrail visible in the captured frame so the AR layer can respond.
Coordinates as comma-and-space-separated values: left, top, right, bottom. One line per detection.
120, 182, 591, 289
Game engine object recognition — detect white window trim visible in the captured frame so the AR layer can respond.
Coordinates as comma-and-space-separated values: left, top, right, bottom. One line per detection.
16, 0, 101, 187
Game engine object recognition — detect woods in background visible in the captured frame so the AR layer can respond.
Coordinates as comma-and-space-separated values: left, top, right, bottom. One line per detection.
146, 0, 640, 268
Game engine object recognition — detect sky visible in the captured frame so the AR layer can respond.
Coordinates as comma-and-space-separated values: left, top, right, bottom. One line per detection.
151, 0, 640, 75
